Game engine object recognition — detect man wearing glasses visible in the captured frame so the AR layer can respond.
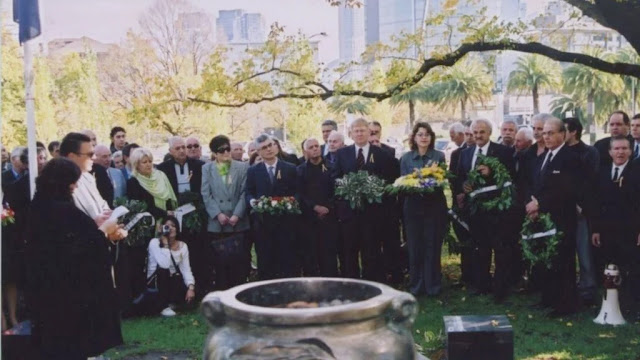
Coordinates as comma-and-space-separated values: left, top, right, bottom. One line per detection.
158, 136, 204, 196
246, 134, 298, 279
186, 137, 209, 162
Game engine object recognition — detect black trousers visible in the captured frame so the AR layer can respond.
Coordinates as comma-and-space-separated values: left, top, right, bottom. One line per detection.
253, 215, 298, 280
205, 232, 249, 291
451, 220, 474, 284
302, 213, 339, 277
470, 212, 512, 297
540, 232, 578, 313
381, 198, 403, 283
339, 205, 384, 282
156, 268, 187, 310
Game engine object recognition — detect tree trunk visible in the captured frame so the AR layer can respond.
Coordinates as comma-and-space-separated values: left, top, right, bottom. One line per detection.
460, 99, 467, 120
408, 99, 416, 129
587, 90, 596, 145
532, 84, 539, 115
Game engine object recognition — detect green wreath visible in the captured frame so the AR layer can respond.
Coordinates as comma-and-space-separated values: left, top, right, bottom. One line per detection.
114, 197, 155, 247
466, 154, 514, 214
520, 213, 562, 270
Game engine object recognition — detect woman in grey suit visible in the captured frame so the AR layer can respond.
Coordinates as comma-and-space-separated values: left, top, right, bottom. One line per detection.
400, 122, 448, 297
201, 135, 250, 291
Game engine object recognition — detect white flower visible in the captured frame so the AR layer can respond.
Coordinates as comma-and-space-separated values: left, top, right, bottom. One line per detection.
286, 203, 292, 209
271, 200, 278, 207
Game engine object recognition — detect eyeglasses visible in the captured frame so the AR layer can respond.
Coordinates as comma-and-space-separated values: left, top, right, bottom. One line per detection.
187, 144, 200, 150
260, 142, 274, 151
215, 146, 231, 153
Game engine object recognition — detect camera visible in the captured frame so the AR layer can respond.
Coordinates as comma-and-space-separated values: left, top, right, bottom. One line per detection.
162, 224, 171, 236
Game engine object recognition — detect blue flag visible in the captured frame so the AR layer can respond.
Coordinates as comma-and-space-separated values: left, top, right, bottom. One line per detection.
13, 0, 41, 44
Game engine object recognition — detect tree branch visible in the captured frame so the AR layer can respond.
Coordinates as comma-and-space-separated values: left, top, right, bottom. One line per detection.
189, 40, 640, 107
562, 0, 609, 27
233, 67, 309, 88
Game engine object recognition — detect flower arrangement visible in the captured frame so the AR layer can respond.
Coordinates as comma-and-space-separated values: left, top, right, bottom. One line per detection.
1, 205, 15, 227
465, 154, 514, 214
113, 198, 155, 247
386, 163, 451, 196
335, 170, 385, 210
520, 213, 561, 270
251, 196, 301, 216
176, 191, 208, 235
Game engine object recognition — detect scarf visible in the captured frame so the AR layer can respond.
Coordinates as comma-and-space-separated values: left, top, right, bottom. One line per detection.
133, 169, 177, 211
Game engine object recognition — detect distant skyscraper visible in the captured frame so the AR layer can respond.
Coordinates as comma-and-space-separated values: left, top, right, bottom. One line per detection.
339, 5, 365, 60
216, 9, 266, 43
364, 0, 380, 46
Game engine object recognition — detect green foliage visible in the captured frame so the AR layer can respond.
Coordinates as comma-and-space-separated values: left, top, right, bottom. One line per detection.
113, 198, 155, 247
507, 54, 561, 113
520, 213, 562, 270
176, 191, 207, 235
335, 171, 385, 210
466, 154, 514, 214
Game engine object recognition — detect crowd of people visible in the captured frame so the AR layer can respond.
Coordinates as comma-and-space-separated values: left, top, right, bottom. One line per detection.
1, 111, 640, 357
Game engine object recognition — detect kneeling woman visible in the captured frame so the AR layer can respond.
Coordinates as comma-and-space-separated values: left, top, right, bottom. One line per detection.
147, 216, 195, 316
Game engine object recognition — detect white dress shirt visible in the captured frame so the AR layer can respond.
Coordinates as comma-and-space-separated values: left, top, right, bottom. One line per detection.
174, 162, 191, 193
540, 143, 565, 170
611, 160, 628, 180
471, 142, 491, 169
355, 143, 370, 164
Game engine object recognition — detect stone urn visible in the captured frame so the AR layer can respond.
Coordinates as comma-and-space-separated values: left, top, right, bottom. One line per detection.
201, 277, 425, 359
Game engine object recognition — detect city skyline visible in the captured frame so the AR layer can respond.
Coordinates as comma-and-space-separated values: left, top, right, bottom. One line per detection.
1, 0, 548, 64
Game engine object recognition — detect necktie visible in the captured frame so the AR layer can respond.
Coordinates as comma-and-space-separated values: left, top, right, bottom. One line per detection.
356, 148, 365, 170
268, 165, 275, 184
635, 143, 639, 159
478, 148, 483, 155
541, 151, 553, 174
612, 167, 619, 182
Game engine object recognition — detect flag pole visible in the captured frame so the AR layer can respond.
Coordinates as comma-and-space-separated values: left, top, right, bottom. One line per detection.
24, 39, 37, 199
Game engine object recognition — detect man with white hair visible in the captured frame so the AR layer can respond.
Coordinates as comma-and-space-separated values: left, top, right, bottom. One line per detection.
514, 128, 533, 153
449, 122, 466, 148
331, 118, 398, 282
2, 147, 27, 195
296, 138, 339, 277
325, 131, 344, 165
157, 136, 204, 196
186, 136, 208, 162
81, 129, 98, 147
230, 142, 244, 161
454, 118, 516, 303
499, 119, 518, 147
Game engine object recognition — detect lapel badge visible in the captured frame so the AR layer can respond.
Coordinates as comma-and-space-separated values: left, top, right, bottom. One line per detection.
322, 164, 328, 173
277, 170, 282, 180
370, 153, 375, 164
619, 176, 624, 188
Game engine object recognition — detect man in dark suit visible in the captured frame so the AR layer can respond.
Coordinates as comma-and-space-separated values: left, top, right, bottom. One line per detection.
157, 136, 204, 197
525, 117, 584, 316
320, 119, 338, 158
369, 121, 396, 157
591, 136, 640, 314
331, 118, 398, 282
593, 111, 633, 167
448, 122, 472, 284
455, 119, 516, 303
297, 138, 338, 277
324, 131, 344, 166
2, 147, 26, 195
631, 114, 640, 161
246, 134, 298, 280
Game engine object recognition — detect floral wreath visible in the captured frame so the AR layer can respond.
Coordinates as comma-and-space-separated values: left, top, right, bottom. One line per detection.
520, 213, 562, 270
466, 154, 514, 214
335, 170, 385, 210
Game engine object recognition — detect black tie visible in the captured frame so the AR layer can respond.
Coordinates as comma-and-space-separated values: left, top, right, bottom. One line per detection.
478, 148, 483, 155
634, 143, 639, 159
356, 148, 365, 170
541, 152, 553, 174
613, 167, 619, 182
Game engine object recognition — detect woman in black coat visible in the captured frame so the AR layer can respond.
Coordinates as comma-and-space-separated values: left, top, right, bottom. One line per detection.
26, 158, 123, 359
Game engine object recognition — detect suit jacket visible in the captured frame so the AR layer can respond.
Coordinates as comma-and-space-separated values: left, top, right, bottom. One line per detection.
454, 142, 516, 196
324, 151, 338, 166
107, 167, 127, 203
201, 160, 250, 232
2, 169, 22, 196
591, 161, 640, 235
91, 164, 114, 208
330, 144, 399, 220
157, 158, 204, 196
296, 159, 335, 218
380, 143, 396, 157
246, 160, 298, 210
532, 144, 584, 236
449, 143, 467, 192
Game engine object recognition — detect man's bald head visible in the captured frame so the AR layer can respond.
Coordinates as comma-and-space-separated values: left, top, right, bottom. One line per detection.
81, 130, 97, 146
94, 144, 112, 168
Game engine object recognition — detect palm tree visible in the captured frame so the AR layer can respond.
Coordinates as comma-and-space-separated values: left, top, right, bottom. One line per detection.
426, 58, 493, 119
388, 83, 433, 129
562, 47, 624, 140
507, 54, 561, 114
328, 96, 372, 115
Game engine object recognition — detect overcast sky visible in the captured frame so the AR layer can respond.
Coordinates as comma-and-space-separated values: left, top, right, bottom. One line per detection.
2, 0, 548, 63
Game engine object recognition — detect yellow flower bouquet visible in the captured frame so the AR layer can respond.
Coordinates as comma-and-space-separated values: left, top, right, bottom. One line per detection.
386, 163, 452, 195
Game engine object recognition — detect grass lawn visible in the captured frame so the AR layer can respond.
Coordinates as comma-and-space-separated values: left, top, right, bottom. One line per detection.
108, 254, 640, 359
